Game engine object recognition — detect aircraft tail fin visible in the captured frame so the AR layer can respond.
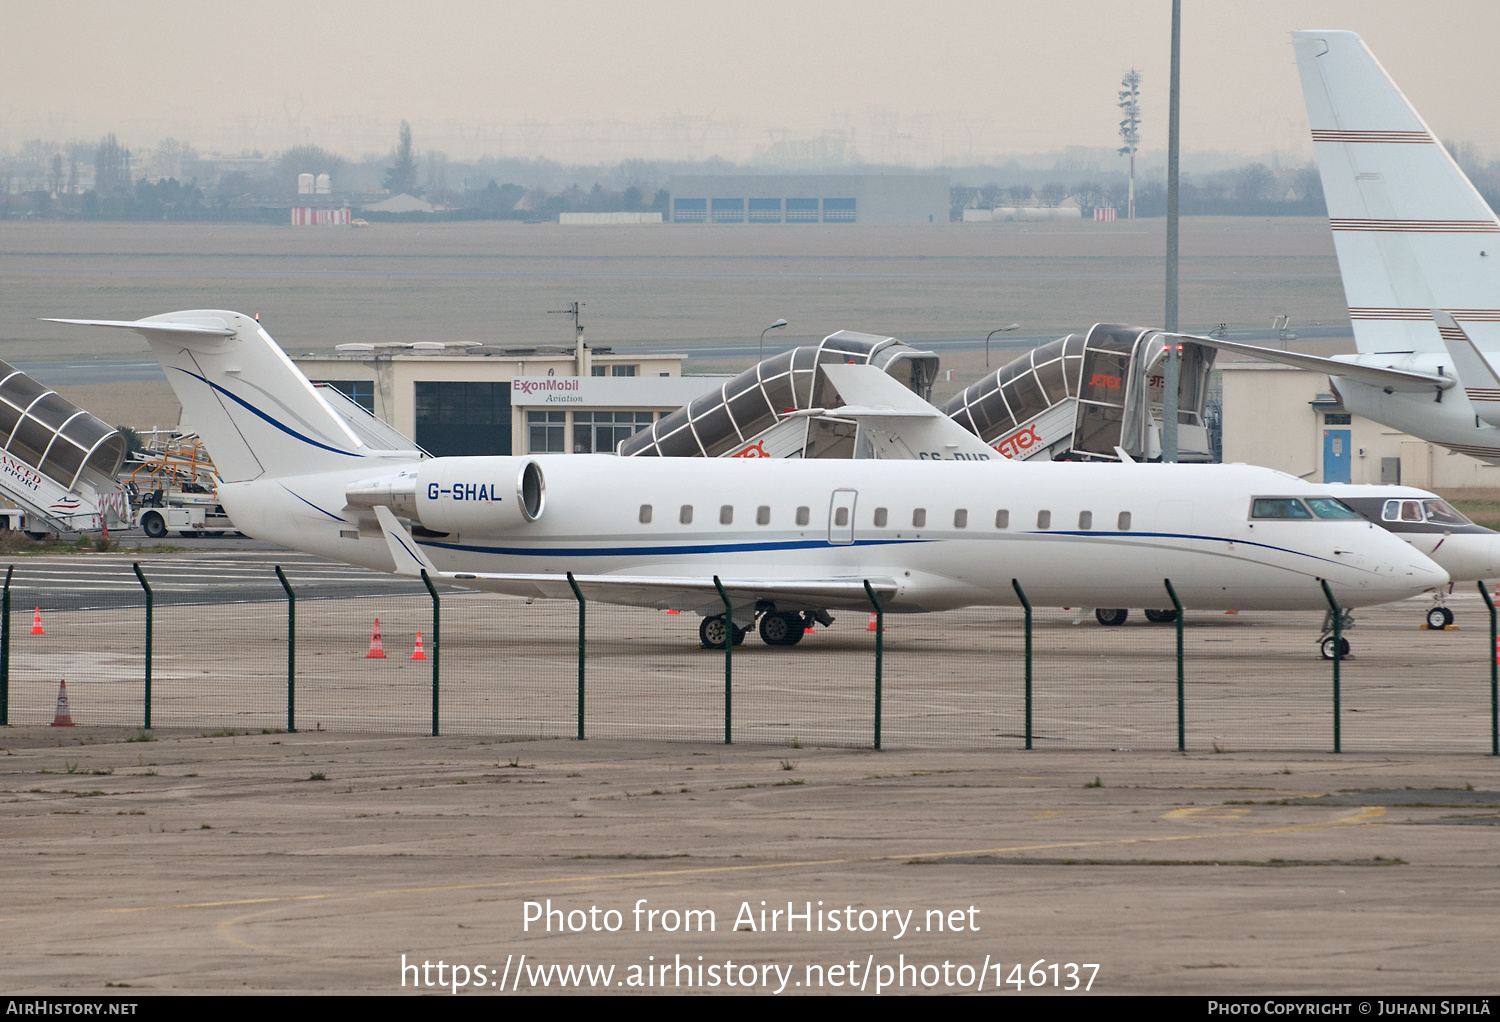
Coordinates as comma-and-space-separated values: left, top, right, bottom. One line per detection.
819, 363, 1004, 461
46, 311, 415, 482
1293, 30, 1500, 355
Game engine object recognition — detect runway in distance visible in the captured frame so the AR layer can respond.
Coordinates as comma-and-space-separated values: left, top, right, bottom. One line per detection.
1186, 29, 1500, 463
48, 310, 1449, 649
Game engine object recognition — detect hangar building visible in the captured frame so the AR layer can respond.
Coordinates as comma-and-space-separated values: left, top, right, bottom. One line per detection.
666, 175, 949, 224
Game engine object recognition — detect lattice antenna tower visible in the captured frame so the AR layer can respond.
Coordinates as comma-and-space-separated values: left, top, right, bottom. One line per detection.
1118, 67, 1143, 219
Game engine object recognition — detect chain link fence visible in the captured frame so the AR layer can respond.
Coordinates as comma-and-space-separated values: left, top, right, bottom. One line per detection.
2, 562, 1496, 756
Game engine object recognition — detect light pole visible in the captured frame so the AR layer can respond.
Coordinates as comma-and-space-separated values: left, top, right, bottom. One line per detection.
759, 318, 788, 364
985, 324, 1020, 370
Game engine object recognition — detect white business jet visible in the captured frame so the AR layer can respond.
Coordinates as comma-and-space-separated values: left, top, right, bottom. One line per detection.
49, 311, 1446, 652
1186, 30, 1500, 462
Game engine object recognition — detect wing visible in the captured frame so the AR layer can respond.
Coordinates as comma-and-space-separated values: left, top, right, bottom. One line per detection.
371, 506, 895, 613
1170, 333, 1453, 393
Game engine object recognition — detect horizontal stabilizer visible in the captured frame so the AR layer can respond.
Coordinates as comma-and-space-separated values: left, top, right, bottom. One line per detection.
1172, 334, 1453, 393
820, 363, 1004, 460
43, 317, 236, 338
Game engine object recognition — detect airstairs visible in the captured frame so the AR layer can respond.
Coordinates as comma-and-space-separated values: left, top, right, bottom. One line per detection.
941, 323, 1218, 461
619, 331, 939, 458
0, 360, 129, 534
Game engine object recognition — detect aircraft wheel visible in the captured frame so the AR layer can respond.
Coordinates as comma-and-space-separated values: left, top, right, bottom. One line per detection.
1426, 606, 1454, 629
699, 616, 747, 648
1095, 608, 1129, 626
1319, 636, 1351, 660
758, 612, 804, 647
140, 512, 167, 539
700, 615, 728, 648
1144, 609, 1178, 624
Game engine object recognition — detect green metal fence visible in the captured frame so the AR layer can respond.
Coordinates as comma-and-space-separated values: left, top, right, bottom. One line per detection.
1, 562, 1496, 756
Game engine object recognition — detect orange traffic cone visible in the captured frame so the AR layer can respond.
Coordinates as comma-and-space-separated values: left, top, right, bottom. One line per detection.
50, 679, 74, 727
866, 613, 878, 632
30, 607, 44, 635
365, 618, 387, 658
411, 631, 427, 661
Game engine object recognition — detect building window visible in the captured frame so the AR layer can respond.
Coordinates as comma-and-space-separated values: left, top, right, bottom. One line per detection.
756, 505, 771, 525
1078, 511, 1093, 530
796, 506, 810, 526
786, 198, 819, 223
312, 380, 374, 412
673, 198, 707, 223
416, 380, 512, 457
720, 505, 734, 525
1037, 510, 1051, 530
954, 509, 968, 528
1325, 413, 1351, 425
711, 198, 745, 223
573, 411, 654, 454
822, 197, 856, 223
612, 365, 636, 377
913, 508, 927, 528
873, 507, 888, 527
591, 366, 607, 377
639, 504, 653, 524
527, 411, 566, 453
995, 509, 1010, 529
680, 505, 693, 525
748, 198, 782, 223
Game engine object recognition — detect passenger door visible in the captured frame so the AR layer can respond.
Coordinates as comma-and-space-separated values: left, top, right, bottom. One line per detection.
828, 489, 857, 545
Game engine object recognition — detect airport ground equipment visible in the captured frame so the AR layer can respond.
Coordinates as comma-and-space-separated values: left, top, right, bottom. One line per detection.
122, 432, 231, 538
939, 323, 1217, 462
0, 359, 129, 537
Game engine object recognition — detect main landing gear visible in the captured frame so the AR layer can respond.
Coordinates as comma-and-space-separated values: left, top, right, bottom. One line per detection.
1094, 608, 1178, 626
698, 608, 833, 649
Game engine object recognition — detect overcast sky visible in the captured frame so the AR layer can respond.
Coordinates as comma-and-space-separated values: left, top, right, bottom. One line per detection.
4, 0, 1497, 166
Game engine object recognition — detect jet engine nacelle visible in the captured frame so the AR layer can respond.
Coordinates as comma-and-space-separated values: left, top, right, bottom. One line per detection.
346, 457, 545, 535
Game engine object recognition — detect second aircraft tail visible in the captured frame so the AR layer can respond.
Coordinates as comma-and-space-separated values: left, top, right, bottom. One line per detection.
1294, 29, 1500, 355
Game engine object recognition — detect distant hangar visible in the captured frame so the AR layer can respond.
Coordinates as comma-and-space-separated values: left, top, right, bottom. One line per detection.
667, 174, 949, 224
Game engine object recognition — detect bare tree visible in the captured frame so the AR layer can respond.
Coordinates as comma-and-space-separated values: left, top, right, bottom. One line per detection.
383, 121, 418, 195
94, 134, 130, 194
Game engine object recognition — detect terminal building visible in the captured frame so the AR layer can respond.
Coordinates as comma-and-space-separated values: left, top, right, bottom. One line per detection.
666, 175, 949, 224
291, 340, 718, 459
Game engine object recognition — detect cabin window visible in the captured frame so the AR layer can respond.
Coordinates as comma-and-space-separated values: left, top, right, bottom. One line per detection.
913, 508, 927, 528
756, 505, 771, 525
796, 505, 810, 526
834, 507, 849, 527
1037, 510, 1052, 530
873, 507, 888, 527
720, 505, 734, 525
1078, 511, 1092, 530
679, 505, 694, 524
639, 504, 652, 524
1117, 511, 1132, 531
995, 509, 1009, 529
1251, 498, 1313, 519
954, 509, 968, 528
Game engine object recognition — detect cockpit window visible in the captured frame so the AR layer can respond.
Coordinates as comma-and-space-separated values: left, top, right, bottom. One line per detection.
1423, 499, 1472, 527
1305, 497, 1363, 520
1251, 497, 1314, 519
